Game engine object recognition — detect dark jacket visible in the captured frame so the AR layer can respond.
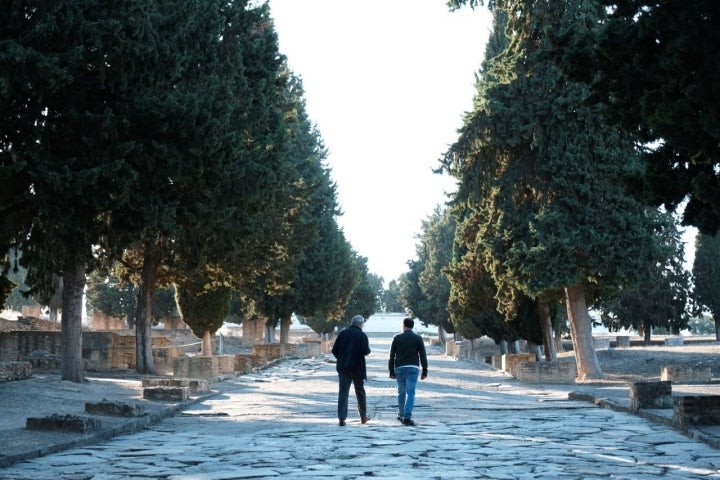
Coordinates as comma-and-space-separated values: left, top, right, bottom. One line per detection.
388, 330, 428, 376
332, 325, 371, 379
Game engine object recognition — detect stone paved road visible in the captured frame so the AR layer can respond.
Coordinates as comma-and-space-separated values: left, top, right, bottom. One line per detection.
2, 338, 720, 479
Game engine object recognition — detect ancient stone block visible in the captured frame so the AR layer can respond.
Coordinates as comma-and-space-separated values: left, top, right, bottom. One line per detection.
445, 340, 459, 357
501, 353, 536, 375
26, 414, 101, 433
592, 337, 610, 350
142, 377, 211, 394
216, 355, 235, 374
173, 356, 218, 379
85, 400, 145, 417
661, 365, 712, 384
615, 336, 630, 348
673, 395, 720, 429
252, 343, 282, 362
664, 336, 684, 346
143, 386, 190, 402
515, 361, 577, 384
629, 381, 673, 412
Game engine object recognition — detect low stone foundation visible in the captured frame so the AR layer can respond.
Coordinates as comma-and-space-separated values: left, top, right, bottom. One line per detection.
216, 355, 235, 374
173, 356, 218, 379
661, 365, 712, 384
141, 377, 211, 394
234, 353, 262, 374
615, 336, 630, 348
281, 343, 321, 358
592, 337, 610, 350
502, 353, 536, 376
665, 336, 684, 346
629, 381, 673, 412
85, 401, 145, 417
143, 386, 190, 402
673, 395, 720, 429
0, 361, 32, 382
514, 361, 577, 384
252, 344, 282, 363
26, 414, 101, 433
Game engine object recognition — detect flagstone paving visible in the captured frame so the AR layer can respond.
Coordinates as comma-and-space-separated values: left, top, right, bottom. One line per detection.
2, 338, 720, 479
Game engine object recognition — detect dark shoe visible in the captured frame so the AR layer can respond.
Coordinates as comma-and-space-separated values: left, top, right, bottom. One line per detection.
403, 418, 415, 426
396, 415, 404, 423
339, 420, 346, 426
361, 416, 370, 424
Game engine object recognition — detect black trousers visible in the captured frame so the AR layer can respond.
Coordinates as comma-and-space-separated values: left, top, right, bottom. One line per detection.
337, 370, 366, 421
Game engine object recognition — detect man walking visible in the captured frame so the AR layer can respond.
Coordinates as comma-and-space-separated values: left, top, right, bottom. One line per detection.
388, 317, 428, 426
332, 315, 371, 426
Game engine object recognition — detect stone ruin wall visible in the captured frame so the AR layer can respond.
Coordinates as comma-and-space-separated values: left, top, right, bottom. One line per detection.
0, 330, 180, 373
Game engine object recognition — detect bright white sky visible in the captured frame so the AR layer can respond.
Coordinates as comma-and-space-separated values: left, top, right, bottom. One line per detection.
268, 1, 493, 285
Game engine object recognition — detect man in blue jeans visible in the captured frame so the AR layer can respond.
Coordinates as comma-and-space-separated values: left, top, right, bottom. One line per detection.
388, 317, 428, 426
332, 315, 371, 426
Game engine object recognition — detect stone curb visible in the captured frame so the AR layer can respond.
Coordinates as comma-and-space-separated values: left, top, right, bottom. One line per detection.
569, 390, 720, 451
0, 391, 217, 468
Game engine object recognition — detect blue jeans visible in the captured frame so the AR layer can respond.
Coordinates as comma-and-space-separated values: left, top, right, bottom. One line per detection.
394, 366, 419, 419
338, 370, 366, 421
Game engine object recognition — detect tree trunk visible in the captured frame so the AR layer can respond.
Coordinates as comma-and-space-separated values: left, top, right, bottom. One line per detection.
49, 275, 63, 323
554, 329, 564, 353
134, 247, 161, 374
539, 301, 557, 361
264, 323, 275, 343
279, 316, 291, 344
61, 257, 86, 383
500, 339, 508, 354
201, 330, 212, 357
565, 282, 603, 380
715, 318, 720, 342
437, 325, 447, 344
643, 319, 652, 346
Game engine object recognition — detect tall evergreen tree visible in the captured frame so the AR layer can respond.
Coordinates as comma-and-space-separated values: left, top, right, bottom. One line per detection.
1, 1, 163, 381
103, 1, 293, 373
297, 214, 360, 336
597, 212, 692, 344
550, 0, 720, 234
417, 208, 455, 335
341, 261, 381, 325
234, 72, 339, 344
693, 232, 720, 340
442, 2, 663, 379
381, 279, 404, 313
174, 272, 232, 356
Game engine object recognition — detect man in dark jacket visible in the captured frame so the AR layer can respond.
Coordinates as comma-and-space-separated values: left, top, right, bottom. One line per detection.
331, 315, 371, 426
388, 317, 428, 426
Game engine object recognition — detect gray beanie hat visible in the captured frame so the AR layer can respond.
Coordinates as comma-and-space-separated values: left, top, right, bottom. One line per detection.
351, 315, 365, 325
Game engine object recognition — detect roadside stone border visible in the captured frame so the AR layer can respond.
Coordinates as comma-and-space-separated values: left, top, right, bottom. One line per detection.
0, 388, 216, 469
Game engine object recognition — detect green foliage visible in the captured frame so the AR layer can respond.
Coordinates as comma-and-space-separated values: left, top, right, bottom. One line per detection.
547, 1, 720, 234
296, 214, 360, 335
693, 232, 720, 337
86, 270, 177, 328
231, 72, 341, 330
596, 211, 692, 337
381, 279, 404, 313
342, 261, 381, 324
174, 275, 232, 340
688, 315, 715, 336
400, 207, 458, 334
